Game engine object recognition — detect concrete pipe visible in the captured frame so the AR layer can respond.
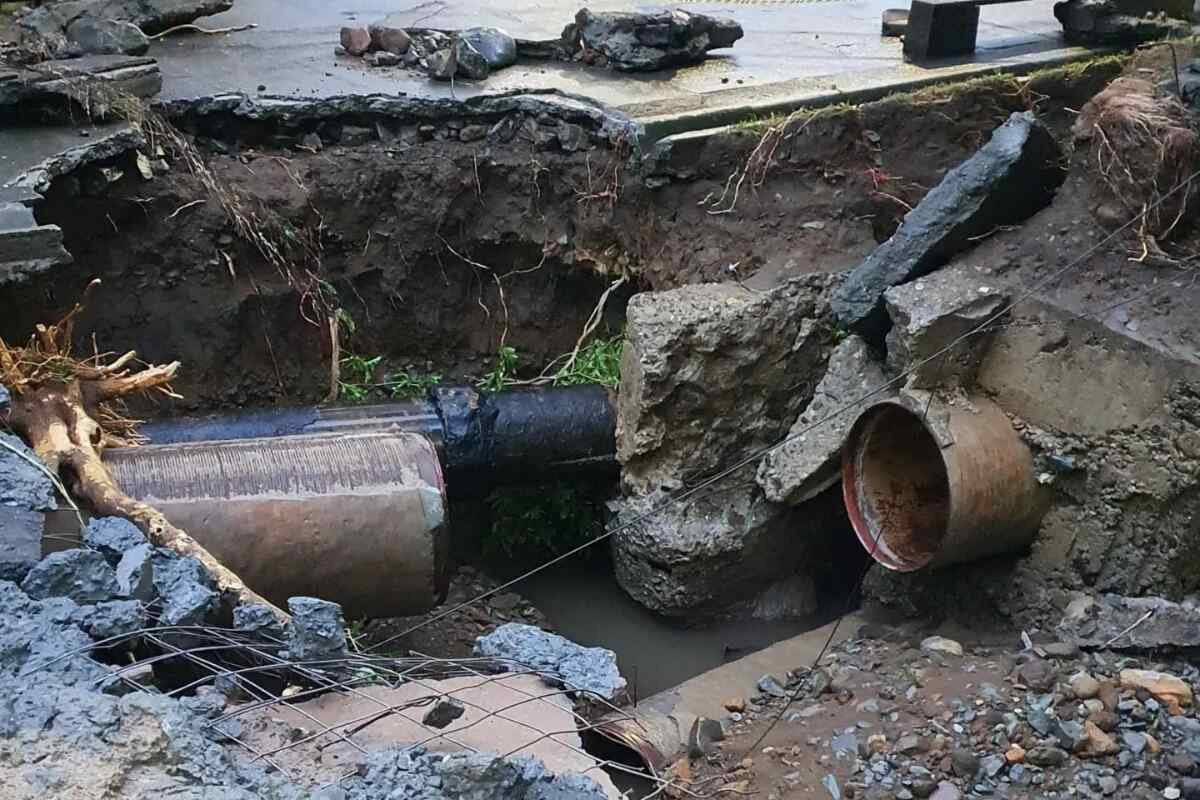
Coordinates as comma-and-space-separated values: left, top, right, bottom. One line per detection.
103, 431, 449, 618
841, 397, 1046, 571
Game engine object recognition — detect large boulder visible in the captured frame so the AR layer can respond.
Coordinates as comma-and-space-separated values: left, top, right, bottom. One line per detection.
757, 335, 891, 506
20, 0, 235, 38
831, 112, 1061, 339
616, 275, 838, 496
566, 8, 743, 71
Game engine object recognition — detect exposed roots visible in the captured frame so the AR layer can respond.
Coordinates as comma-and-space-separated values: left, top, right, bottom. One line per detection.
0, 285, 288, 624
1075, 78, 1200, 245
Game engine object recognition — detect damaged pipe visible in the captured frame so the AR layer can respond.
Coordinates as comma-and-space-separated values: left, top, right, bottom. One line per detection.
102, 431, 449, 618
841, 396, 1047, 571
137, 385, 617, 491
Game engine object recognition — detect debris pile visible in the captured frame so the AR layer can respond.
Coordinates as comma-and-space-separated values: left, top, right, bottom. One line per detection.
691, 621, 1200, 800
336, 7, 742, 82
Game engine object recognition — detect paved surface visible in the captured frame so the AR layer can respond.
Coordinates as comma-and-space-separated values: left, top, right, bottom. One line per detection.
152, 0, 1071, 125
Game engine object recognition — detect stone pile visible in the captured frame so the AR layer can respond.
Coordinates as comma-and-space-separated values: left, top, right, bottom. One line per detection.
337, 23, 518, 81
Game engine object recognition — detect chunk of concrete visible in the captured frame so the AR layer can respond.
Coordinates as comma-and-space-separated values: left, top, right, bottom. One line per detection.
566, 9, 743, 71
756, 335, 890, 505
0, 432, 56, 513
288, 596, 347, 661
460, 27, 517, 69
66, 16, 149, 55
1053, 0, 1191, 44
1058, 594, 1200, 650
617, 275, 837, 495
21, 549, 120, 604
150, 549, 217, 625
72, 598, 145, 640
610, 485, 819, 619
20, 0, 235, 37
884, 263, 1010, 389
831, 112, 1061, 339
82, 516, 147, 563
474, 622, 626, 701
114, 543, 153, 600
234, 602, 287, 640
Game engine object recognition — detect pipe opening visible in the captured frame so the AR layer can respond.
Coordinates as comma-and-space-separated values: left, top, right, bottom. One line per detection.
844, 404, 950, 572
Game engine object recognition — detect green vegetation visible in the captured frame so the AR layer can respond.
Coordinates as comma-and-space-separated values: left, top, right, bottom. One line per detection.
484, 482, 604, 563
551, 337, 623, 388
338, 353, 442, 402
478, 345, 519, 392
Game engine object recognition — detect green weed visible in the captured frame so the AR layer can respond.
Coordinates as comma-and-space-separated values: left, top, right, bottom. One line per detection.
551, 337, 623, 388
338, 353, 382, 402
485, 483, 603, 562
478, 345, 519, 392
338, 353, 440, 402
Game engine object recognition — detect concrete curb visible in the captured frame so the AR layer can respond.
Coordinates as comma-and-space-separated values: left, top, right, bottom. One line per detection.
629, 44, 1114, 144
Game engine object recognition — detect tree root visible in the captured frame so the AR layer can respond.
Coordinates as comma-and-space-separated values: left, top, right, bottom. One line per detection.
1, 282, 289, 625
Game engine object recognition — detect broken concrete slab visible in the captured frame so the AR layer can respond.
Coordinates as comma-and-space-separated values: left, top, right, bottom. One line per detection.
21, 549, 121, 605
610, 484, 822, 619
756, 335, 890, 505
884, 263, 1011, 389
72, 598, 146, 640
19, 0, 235, 38
0, 55, 161, 113
831, 112, 1061, 340
0, 432, 56, 586
287, 596, 347, 661
566, 9, 743, 72
65, 16, 150, 56
1053, 0, 1191, 43
1059, 594, 1200, 650
474, 622, 626, 701
617, 275, 837, 496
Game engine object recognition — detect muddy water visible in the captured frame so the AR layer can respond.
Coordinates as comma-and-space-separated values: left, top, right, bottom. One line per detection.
515, 558, 845, 699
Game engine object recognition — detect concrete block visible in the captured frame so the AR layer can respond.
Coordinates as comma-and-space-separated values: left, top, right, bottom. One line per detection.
757, 335, 890, 505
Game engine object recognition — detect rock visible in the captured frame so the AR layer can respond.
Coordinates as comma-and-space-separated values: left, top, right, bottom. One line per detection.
233, 602, 287, 640
338, 125, 373, 146
73, 598, 144, 640
151, 549, 217, 625
950, 748, 980, 778
1017, 659, 1057, 692
1005, 743, 1026, 763
452, 36, 491, 80
980, 754, 1005, 778
617, 276, 836, 495
1070, 671, 1102, 700
368, 24, 410, 54
1057, 719, 1088, 752
1169, 752, 1197, 775
883, 264, 1010, 389
1060, 594, 1200, 651
1124, 731, 1148, 755
0, 432, 55, 513
365, 50, 402, 67
422, 697, 465, 729
19, 0, 234, 38
610, 485, 826, 618
488, 115, 521, 143
1089, 709, 1119, 732
831, 112, 1062, 338
758, 674, 787, 698
687, 716, 724, 758
1167, 789, 1184, 800
896, 734, 924, 754
1025, 746, 1069, 767
1041, 641, 1080, 659
1078, 721, 1119, 758
426, 48, 455, 80
288, 596, 347, 661
567, 8, 743, 71
1053, 0, 1191, 44
1121, 669, 1193, 715
929, 782, 962, 800
723, 697, 746, 713
460, 26, 517, 69
458, 124, 488, 143
831, 731, 858, 756
82, 517, 146, 563
821, 774, 841, 799
21, 549, 119, 604
920, 636, 964, 657
556, 121, 588, 152
757, 335, 889, 505
65, 16, 149, 55
474, 623, 625, 700
340, 26, 372, 56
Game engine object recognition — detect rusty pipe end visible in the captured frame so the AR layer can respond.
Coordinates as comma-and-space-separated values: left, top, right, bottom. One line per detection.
842, 398, 1044, 572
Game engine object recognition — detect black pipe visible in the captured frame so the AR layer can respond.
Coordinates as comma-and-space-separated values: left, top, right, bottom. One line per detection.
137, 385, 618, 490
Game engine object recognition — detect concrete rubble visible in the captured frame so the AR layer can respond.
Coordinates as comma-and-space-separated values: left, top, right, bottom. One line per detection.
756, 335, 891, 506
564, 9, 744, 72
616, 274, 837, 496
0, 432, 56, 582
831, 112, 1062, 339
1059, 594, 1200, 651
474, 622, 626, 701
1053, 0, 1191, 44
17, 0, 234, 58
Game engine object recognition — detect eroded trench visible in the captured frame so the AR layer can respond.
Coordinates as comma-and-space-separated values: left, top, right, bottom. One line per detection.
1, 59, 1123, 793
